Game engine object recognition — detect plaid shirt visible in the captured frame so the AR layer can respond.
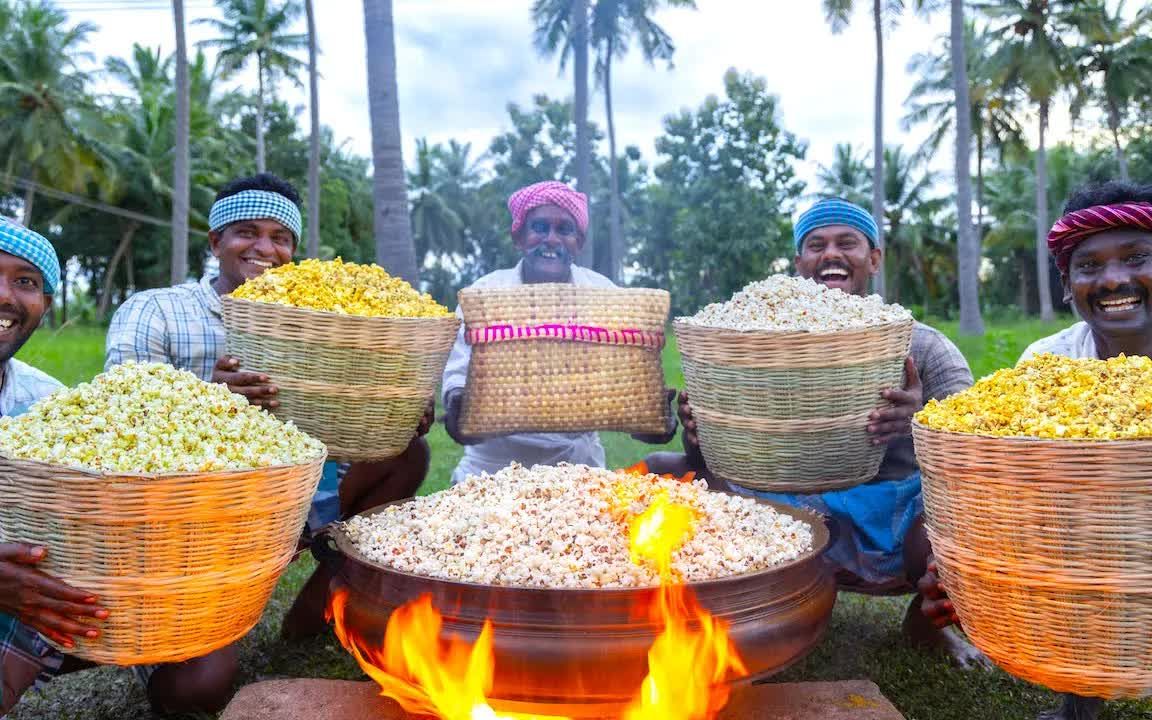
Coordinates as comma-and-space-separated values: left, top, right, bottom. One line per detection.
105, 275, 225, 381
1, 360, 64, 716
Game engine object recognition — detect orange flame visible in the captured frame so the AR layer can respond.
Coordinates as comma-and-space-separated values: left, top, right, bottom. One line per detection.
326, 467, 745, 720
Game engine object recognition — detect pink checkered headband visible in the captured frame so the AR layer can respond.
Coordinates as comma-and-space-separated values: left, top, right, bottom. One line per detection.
1048, 202, 1152, 273
507, 181, 589, 237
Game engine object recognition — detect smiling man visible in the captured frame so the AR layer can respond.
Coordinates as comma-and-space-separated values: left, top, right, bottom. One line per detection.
442, 180, 675, 483
922, 181, 1152, 720
647, 197, 980, 663
105, 174, 432, 649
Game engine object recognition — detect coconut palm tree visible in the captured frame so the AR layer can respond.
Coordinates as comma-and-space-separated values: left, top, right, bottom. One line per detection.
172, 0, 190, 284
949, 0, 981, 334
904, 21, 1024, 239
588, 0, 696, 282
822, 0, 942, 298
816, 144, 872, 207
0, 1, 103, 226
976, 0, 1083, 321
304, 0, 320, 257
532, 0, 594, 270
197, 0, 307, 174
1070, 0, 1152, 181
363, 0, 418, 283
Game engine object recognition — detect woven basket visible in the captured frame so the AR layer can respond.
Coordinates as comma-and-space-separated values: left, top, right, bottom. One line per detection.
913, 423, 1152, 699
0, 454, 325, 665
221, 296, 460, 461
674, 320, 913, 493
457, 284, 671, 436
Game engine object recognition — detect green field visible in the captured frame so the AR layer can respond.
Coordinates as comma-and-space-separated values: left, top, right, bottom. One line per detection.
11, 316, 1152, 720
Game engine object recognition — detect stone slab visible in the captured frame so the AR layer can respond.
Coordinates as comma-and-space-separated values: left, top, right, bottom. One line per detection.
221, 679, 904, 720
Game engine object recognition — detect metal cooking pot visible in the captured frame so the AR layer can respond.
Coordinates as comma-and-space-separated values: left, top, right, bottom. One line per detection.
313, 496, 835, 717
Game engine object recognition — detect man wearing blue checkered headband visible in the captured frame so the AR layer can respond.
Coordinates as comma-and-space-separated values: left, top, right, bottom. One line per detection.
105, 174, 433, 648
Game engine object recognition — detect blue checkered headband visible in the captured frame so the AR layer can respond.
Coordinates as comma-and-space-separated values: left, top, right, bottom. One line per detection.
208, 190, 302, 241
794, 199, 879, 252
0, 219, 59, 294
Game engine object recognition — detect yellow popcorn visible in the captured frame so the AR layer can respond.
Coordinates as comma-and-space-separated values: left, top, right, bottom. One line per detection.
916, 353, 1152, 440
0, 362, 326, 474
230, 258, 452, 318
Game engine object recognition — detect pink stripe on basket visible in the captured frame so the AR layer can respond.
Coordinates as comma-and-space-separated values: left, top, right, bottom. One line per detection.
465, 323, 665, 349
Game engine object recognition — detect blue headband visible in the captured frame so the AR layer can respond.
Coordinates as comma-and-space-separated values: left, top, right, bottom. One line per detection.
208, 190, 302, 241
0, 219, 59, 294
794, 199, 879, 253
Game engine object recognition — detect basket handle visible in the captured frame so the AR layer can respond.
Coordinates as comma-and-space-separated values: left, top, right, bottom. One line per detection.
310, 527, 344, 571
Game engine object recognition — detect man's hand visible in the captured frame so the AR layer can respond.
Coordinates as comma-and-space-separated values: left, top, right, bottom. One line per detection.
212, 355, 279, 409
868, 356, 923, 446
417, 399, 434, 437
442, 389, 480, 446
917, 560, 959, 629
0, 544, 108, 649
678, 391, 699, 450
631, 388, 680, 445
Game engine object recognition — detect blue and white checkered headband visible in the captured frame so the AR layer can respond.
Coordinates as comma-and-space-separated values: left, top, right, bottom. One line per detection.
208, 190, 302, 241
794, 198, 879, 253
0, 219, 59, 294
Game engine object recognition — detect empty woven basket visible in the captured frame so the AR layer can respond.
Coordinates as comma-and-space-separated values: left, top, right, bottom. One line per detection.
222, 296, 460, 461
0, 454, 325, 665
675, 320, 913, 493
913, 423, 1152, 699
458, 284, 671, 436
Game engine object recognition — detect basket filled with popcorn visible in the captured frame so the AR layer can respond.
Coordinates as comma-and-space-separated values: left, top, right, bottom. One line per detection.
221, 259, 460, 461
0, 362, 326, 665
913, 354, 1152, 699
457, 284, 671, 435
674, 275, 914, 493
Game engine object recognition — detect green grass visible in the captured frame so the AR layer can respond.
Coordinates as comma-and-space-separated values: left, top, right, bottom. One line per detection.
10, 317, 1152, 720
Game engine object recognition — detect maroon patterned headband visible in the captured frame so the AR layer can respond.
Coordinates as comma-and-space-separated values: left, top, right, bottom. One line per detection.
1047, 202, 1152, 272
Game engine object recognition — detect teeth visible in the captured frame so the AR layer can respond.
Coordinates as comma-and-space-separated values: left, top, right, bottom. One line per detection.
247, 259, 272, 268
1099, 297, 1139, 306
0, 319, 12, 329
821, 270, 848, 279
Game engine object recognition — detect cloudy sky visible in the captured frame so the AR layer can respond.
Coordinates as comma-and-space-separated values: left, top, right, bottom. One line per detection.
58, 0, 1062, 189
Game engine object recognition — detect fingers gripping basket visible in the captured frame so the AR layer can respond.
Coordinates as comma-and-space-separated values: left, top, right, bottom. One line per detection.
675, 320, 913, 493
0, 454, 325, 665
913, 424, 1152, 699
457, 284, 671, 436
221, 297, 460, 461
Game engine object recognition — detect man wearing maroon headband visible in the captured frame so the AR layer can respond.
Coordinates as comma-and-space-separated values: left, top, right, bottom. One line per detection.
921, 180, 1152, 720
441, 181, 675, 484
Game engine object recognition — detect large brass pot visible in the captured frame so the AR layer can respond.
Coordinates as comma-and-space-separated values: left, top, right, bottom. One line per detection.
313, 496, 835, 717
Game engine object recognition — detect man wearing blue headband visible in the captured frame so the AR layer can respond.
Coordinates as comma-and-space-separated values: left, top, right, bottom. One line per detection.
105, 176, 432, 654
647, 197, 980, 665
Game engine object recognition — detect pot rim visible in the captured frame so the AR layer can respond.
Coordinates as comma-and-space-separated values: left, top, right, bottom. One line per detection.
320, 490, 831, 596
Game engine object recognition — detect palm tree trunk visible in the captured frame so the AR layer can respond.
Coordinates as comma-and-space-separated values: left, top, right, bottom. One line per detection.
572, 0, 594, 271
256, 54, 267, 174
305, 0, 322, 258
951, 0, 983, 335
21, 184, 34, 227
59, 260, 68, 325
171, 0, 190, 285
1035, 100, 1054, 321
605, 44, 623, 284
362, 0, 418, 284
976, 126, 985, 239
99, 222, 138, 319
871, 0, 886, 299
1107, 99, 1129, 182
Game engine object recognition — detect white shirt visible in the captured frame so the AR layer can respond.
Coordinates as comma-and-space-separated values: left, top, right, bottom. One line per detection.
442, 260, 617, 485
0, 358, 63, 417
1019, 321, 1098, 362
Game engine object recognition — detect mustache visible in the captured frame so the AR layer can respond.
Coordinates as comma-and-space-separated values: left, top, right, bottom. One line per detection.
0, 304, 27, 325
1092, 286, 1145, 304
529, 244, 571, 262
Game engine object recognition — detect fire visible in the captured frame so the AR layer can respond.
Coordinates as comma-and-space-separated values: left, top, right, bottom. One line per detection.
327, 469, 746, 720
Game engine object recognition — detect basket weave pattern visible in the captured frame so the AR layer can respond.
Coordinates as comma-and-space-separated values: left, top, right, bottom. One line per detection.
0, 455, 325, 665
913, 424, 1152, 699
458, 284, 670, 436
675, 320, 913, 493
222, 297, 459, 461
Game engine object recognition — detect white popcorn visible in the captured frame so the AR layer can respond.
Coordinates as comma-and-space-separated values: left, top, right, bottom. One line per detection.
678, 274, 912, 332
0, 362, 325, 474
344, 463, 814, 589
